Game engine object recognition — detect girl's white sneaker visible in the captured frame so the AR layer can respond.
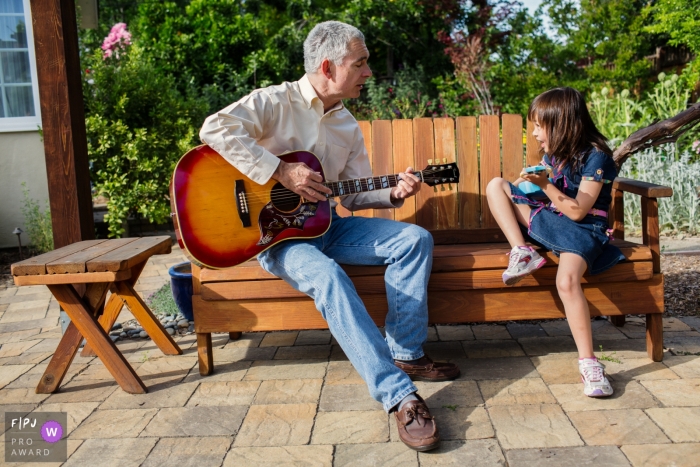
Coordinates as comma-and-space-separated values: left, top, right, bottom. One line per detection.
579, 358, 613, 397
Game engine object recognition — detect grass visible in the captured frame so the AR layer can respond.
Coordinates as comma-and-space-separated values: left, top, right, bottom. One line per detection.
442, 404, 458, 411
598, 345, 622, 364
146, 282, 180, 317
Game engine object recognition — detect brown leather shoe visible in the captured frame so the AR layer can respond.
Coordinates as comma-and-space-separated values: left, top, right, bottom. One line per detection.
394, 394, 440, 451
394, 356, 460, 382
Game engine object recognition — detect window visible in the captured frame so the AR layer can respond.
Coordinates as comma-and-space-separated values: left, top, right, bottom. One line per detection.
0, 0, 41, 131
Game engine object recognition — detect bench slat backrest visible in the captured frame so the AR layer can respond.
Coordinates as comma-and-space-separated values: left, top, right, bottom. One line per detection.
351, 115, 542, 239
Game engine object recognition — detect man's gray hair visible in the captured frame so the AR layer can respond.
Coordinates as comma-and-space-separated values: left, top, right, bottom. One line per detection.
303, 21, 365, 74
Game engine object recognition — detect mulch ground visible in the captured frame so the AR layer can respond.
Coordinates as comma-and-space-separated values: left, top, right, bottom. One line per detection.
1, 246, 698, 316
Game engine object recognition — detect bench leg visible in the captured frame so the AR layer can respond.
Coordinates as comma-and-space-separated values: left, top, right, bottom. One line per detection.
229, 332, 242, 340
197, 333, 214, 375
646, 313, 663, 362
609, 315, 626, 327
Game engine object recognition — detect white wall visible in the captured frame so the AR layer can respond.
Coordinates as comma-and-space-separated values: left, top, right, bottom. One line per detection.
0, 130, 48, 248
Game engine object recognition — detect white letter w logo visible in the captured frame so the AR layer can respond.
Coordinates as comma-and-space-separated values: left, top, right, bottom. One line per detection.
45, 427, 58, 437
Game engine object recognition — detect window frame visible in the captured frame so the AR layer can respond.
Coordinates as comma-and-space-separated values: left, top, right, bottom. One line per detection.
0, 0, 42, 132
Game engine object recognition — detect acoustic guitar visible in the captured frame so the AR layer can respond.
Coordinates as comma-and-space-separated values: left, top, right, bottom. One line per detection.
170, 145, 459, 269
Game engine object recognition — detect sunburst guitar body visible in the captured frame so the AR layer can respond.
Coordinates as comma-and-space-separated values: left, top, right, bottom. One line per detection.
170, 145, 459, 269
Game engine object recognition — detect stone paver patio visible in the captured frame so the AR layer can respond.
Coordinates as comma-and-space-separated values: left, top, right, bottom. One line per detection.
1, 244, 700, 466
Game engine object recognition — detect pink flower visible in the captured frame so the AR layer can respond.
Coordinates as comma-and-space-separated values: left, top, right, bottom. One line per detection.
102, 23, 132, 59
693, 140, 700, 154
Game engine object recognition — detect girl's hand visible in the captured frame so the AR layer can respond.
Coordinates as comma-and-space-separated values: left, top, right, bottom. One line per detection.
519, 170, 549, 188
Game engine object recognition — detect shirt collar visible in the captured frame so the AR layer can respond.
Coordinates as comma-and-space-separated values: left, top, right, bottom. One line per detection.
298, 74, 344, 114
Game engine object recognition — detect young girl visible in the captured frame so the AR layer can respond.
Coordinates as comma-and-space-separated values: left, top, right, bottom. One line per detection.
486, 87, 625, 398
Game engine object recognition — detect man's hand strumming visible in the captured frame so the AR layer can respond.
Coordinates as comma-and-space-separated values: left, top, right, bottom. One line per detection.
272, 160, 333, 202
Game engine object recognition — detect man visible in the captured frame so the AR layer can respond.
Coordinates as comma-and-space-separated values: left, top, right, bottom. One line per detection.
200, 20, 460, 451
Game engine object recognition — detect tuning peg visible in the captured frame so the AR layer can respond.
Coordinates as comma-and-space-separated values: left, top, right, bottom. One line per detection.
440, 185, 445, 191
448, 183, 453, 190
442, 158, 447, 163
433, 186, 438, 193
428, 159, 433, 164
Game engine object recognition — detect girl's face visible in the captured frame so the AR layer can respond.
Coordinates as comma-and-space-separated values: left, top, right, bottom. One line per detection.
532, 119, 549, 154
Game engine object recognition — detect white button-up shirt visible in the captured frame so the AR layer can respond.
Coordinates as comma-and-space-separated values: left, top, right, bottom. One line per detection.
199, 74, 398, 211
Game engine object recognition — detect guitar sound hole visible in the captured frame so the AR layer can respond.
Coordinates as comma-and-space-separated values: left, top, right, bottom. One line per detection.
270, 183, 301, 212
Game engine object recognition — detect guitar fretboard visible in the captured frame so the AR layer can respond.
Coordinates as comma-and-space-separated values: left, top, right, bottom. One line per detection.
323, 173, 423, 198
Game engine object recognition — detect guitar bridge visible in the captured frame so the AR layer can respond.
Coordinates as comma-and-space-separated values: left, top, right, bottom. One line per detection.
235, 180, 252, 227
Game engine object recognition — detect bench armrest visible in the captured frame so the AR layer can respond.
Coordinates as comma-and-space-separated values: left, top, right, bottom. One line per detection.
612, 177, 673, 198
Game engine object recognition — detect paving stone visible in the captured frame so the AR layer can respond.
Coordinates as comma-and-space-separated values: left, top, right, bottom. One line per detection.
21, 338, 60, 354
645, 407, 700, 442
472, 325, 510, 340
310, 410, 387, 445
136, 356, 198, 382
329, 344, 349, 361
489, 404, 583, 449
679, 316, 700, 332
592, 340, 650, 360
334, 442, 418, 467
621, 443, 700, 467
5, 299, 49, 313
73, 362, 142, 381
418, 439, 506, 466
662, 317, 692, 332
223, 445, 333, 467
187, 381, 260, 407
0, 317, 57, 334
71, 408, 159, 439
325, 361, 364, 385
507, 323, 547, 339
423, 341, 466, 360
0, 404, 36, 434
44, 379, 119, 404
234, 403, 316, 446
101, 380, 199, 409
0, 364, 35, 389
0, 340, 41, 358
0, 351, 51, 366
436, 325, 474, 341
142, 436, 232, 467
665, 336, 700, 354
453, 357, 539, 381
295, 329, 332, 346
0, 328, 40, 345
319, 383, 381, 411
664, 355, 700, 379
244, 359, 328, 381
253, 379, 323, 404
223, 332, 264, 348
549, 380, 659, 412
531, 355, 582, 384
427, 325, 438, 342
0, 293, 50, 305
183, 361, 251, 383
0, 387, 50, 404
33, 402, 100, 435
479, 378, 557, 406
212, 346, 277, 362
63, 438, 157, 467
431, 406, 494, 440
640, 379, 700, 407
518, 336, 579, 357
569, 409, 670, 445
15, 286, 51, 296
142, 405, 248, 437
461, 340, 525, 358
414, 380, 483, 408
0, 308, 48, 324
505, 446, 631, 467
259, 331, 298, 347
274, 345, 331, 360
604, 358, 679, 382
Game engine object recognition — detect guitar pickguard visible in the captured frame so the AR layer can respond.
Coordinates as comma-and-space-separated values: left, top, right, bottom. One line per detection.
256, 201, 318, 246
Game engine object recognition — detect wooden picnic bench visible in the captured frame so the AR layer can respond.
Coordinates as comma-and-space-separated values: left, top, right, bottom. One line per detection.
177, 115, 671, 376
11, 236, 181, 394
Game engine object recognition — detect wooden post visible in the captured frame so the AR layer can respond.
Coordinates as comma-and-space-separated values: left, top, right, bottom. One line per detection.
31, 0, 94, 248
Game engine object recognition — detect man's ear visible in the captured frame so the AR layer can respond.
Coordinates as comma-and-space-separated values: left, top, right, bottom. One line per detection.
321, 58, 333, 79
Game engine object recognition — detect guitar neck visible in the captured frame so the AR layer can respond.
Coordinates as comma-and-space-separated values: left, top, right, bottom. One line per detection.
323, 172, 422, 198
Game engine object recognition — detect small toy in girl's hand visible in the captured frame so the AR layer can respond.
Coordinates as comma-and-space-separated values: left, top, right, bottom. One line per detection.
521, 165, 552, 176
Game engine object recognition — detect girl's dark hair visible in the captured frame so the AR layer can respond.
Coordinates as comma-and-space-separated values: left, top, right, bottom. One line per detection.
528, 87, 612, 169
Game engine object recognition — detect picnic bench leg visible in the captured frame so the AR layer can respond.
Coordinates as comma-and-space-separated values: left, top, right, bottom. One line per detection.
36, 283, 110, 393
609, 316, 626, 327
81, 261, 148, 357
197, 333, 214, 375
47, 284, 147, 394
646, 313, 663, 362
113, 281, 182, 356
229, 332, 242, 340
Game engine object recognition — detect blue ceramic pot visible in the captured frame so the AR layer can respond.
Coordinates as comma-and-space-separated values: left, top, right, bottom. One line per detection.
168, 262, 194, 321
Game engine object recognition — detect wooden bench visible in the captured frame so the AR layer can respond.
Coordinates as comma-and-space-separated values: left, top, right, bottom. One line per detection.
181, 115, 672, 376
11, 236, 181, 394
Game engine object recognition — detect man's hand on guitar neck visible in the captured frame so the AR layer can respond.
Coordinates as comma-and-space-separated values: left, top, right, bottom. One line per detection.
391, 167, 422, 201
273, 159, 333, 202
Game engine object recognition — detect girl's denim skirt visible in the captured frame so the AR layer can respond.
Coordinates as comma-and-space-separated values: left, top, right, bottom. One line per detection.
509, 183, 626, 275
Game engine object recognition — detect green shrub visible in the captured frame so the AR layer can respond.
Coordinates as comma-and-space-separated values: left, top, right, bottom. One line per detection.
20, 182, 54, 254
146, 282, 180, 316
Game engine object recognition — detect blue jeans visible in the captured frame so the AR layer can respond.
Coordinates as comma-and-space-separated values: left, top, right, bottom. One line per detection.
257, 211, 432, 411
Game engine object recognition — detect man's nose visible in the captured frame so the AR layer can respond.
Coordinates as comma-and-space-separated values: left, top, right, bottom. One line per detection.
364, 66, 372, 78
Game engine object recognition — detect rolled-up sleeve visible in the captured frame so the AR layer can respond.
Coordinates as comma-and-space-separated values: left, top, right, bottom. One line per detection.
199, 91, 281, 185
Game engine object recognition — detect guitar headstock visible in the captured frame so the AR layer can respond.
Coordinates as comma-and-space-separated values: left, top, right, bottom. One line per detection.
420, 160, 460, 187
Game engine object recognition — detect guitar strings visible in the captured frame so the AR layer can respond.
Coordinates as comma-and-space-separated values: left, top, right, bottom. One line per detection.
233, 167, 456, 207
